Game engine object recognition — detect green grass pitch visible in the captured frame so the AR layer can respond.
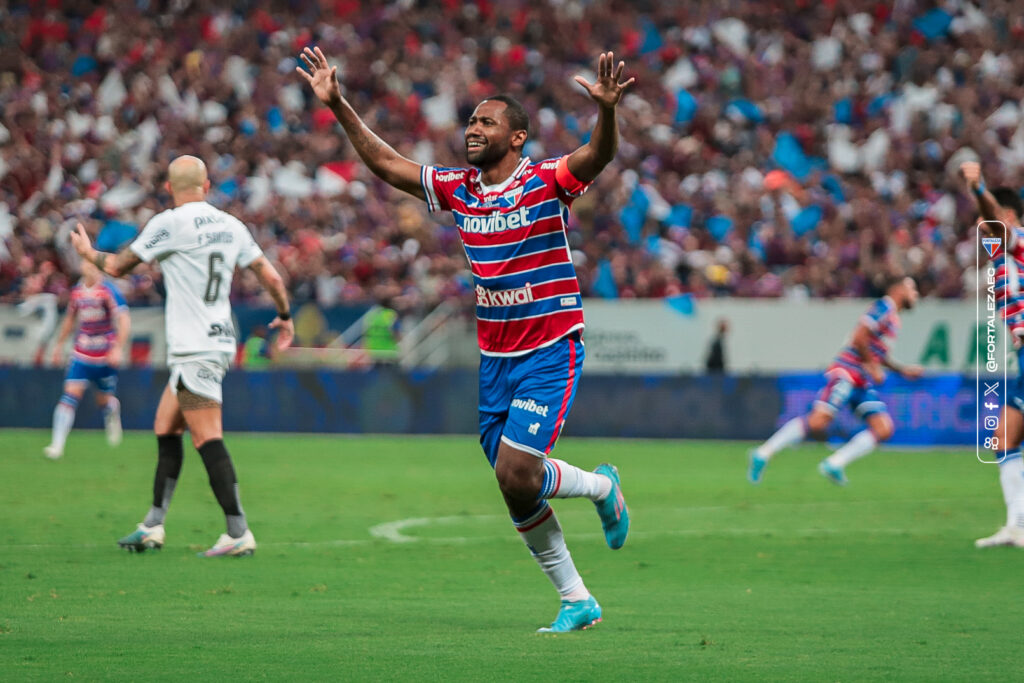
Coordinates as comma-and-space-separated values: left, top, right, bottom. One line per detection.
0, 429, 1016, 681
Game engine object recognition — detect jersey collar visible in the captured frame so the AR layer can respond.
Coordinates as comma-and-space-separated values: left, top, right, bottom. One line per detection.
473, 156, 531, 195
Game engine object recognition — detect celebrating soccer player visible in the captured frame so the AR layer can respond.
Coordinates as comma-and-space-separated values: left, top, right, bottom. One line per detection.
71, 155, 294, 557
748, 275, 923, 485
44, 260, 130, 459
960, 161, 1024, 548
298, 46, 632, 632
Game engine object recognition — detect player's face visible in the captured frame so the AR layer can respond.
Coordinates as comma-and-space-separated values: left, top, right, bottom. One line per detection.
465, 101, 514, 167
900, 278, 919, 310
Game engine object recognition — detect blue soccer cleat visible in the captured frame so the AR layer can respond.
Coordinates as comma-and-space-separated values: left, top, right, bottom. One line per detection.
594, 463, 629, 549
748, 450, 768, 484
818, 460, 848, 486
537, 596, 602, 633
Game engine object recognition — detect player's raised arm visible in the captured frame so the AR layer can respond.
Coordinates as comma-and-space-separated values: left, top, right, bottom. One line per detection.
296, 46, 426, 201
565, 51, 635, 184
70, 223, 143, 278
247, 256, 294, 351
960, 162, 1002, 225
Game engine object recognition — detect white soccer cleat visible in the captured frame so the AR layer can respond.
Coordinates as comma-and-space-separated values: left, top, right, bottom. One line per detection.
974, 526, 1024, 548
43, 444, 63, 460
105, 407, 123, 446
198, 529, 257, 557
118, 523, 165, 552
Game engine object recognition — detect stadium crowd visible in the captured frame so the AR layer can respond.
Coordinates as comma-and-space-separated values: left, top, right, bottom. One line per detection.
1, 0, 1021, 311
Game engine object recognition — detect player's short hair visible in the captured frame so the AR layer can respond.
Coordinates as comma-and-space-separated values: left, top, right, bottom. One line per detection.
481, 94, 530, 138
991, 187, 1023, 218
881, 273, 913, 294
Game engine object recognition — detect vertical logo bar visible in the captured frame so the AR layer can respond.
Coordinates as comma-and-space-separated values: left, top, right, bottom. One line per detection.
977, 220, 1009, 464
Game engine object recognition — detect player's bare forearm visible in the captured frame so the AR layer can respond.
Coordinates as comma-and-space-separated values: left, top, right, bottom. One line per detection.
79, 243, 142, 278
328, 99, 426, 199
960, 161, 1001, 223
114, 311, 131, 350
973, 188, 1001, 224
881, 356, 903, 374
249, 257, 290, 316
567, 105, 619, 184
96, 249, 142, 278
297, 46, 425, 200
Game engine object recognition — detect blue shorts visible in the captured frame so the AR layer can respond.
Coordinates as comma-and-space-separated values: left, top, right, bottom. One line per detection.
479, 333, 584, 468
65, 359, 118, 394
814, 371, 887, 419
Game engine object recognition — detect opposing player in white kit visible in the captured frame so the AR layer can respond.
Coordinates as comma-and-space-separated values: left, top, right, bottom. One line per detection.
71, 155, 294, 557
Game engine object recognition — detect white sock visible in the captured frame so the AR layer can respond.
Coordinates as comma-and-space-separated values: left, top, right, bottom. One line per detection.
102, 396, 120, 419
998, 452, 1024, 530
758, 416, 806, 459
513, 501, 590, 601
827, 429, 877, 468
51, 394, 78, 450
540, 459, 612, 501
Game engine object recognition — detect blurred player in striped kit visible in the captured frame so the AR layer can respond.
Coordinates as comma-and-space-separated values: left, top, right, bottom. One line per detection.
960, 160, 1024, 548
45, 260, 130, 459
749, 275, 922, 485
299, 46, 631, 632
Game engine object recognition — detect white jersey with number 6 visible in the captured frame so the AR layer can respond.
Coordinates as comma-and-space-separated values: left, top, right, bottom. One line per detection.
130, 200, 263, 358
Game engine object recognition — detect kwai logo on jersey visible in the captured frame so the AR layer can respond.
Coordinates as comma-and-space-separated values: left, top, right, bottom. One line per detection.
511, 398, 549, 417
476, 283, 534, 307
983, 237, 1002, 258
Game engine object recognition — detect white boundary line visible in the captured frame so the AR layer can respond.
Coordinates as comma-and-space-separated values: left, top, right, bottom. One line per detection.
0, 498, 981, 550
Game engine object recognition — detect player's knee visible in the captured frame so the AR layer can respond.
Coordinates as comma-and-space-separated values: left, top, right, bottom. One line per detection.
494, 458, 543, 500
806, 413, 830, 435
870, 418, 894, 442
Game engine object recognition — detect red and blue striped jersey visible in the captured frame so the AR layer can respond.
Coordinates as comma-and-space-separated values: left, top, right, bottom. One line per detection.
421, 156, 590, 356
69, 280, 127, 364
828, 296, 900, 387
988, 227, 1024, 338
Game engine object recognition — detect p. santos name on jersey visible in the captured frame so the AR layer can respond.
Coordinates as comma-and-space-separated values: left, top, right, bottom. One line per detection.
459, 207, 530, 234
198, 231, 235, 246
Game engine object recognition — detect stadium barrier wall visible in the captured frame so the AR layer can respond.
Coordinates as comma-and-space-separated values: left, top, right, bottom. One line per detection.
2, 367, 976, 446
3, 299, 996, 375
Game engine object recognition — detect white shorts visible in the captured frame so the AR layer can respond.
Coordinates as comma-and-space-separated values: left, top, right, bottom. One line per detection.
168, 352, 231, 404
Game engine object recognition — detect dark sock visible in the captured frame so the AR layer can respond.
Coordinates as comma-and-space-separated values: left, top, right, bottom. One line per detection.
143, 434, 183, 527
198, 439, 247, 538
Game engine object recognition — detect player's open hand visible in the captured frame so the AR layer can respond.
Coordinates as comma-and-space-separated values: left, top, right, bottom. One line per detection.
270, 316, 295, 352
297, 47, 342, 108
70, 222, 94, 259
574, 52, 635, 109
106, 346, 123, 367
901, 364, 925, 380
959, 161, 982, 190
50, 348, 63, 367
